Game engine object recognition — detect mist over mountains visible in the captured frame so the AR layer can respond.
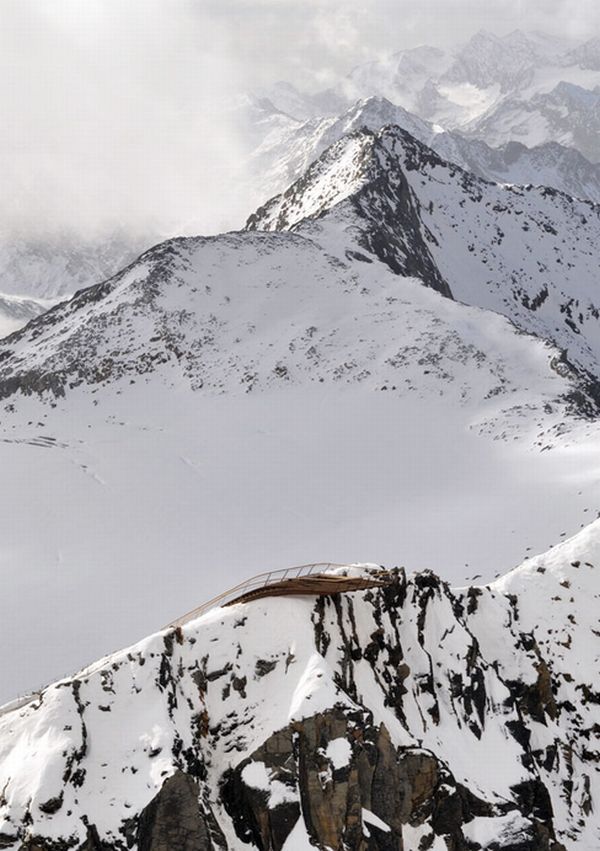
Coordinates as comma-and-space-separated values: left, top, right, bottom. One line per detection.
7, 27, 600, 300
255, 29, 600, 156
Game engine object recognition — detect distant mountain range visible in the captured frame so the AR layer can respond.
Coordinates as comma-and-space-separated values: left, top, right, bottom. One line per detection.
5, 29, 600, 315
256, 30, 600, 162
0, 292, 51, 338
0, 232, 154, 300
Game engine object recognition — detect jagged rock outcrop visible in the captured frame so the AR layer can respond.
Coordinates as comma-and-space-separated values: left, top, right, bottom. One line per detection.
136, 771, 222, 851
221, 710, 442, 851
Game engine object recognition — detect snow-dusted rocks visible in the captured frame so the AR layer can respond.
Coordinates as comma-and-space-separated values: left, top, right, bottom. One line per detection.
2, 523, 600, 849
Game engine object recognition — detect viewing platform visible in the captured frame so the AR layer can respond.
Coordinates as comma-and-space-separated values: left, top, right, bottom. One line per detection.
166, 562, 392, 628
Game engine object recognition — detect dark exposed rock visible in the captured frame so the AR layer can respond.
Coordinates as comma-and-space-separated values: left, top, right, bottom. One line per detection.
221, 727, 299, 851
37, 795, 63, 816
136, 770, 220, 851
221, 707, 517, 851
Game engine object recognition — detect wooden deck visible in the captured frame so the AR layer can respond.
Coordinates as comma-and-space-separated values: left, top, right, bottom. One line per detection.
223, 573, 390, 607
165, 563, 392, 629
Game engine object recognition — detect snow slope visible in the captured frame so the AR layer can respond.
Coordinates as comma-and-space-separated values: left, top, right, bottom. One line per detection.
0, 230, 582, 416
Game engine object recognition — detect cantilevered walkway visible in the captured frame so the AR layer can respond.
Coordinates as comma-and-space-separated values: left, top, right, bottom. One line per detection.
166, 563, 392, 628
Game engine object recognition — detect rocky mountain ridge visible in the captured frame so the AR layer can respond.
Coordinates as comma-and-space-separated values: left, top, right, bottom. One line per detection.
2, 122, 600, 435
241, 95, 600, 244
247, 124, 600, 389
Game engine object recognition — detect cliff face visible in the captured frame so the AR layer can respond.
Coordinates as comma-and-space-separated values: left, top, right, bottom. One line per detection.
1, 523, 599, 851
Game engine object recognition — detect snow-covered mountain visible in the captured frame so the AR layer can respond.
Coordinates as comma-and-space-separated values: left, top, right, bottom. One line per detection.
467, 82, 600, 164
0, 292, 51, 339
261, 30, 600, 162
248, 124, 600, 386
2, 96, 600, 848
0, 232, 154, 299
1, 521, 599, 849
247, 98, 434, 206
249, 96, 600, 208
432, 135, 600, 203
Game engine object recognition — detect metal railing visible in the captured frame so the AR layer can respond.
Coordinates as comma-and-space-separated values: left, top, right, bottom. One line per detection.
164, 562, 347, 629
0, 692, 41, 719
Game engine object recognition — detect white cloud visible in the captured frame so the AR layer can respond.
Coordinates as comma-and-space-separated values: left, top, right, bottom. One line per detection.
0, 0, 248, 237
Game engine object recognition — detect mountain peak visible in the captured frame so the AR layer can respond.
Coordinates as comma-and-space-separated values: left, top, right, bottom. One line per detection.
247, 126, 452, 297
564, 36, 600, 70
247, 121, 600, 392
470, 28, 502, 44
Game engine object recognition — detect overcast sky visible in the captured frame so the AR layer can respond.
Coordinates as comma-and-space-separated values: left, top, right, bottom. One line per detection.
2, 0, 599, 238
